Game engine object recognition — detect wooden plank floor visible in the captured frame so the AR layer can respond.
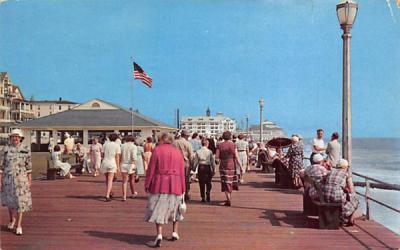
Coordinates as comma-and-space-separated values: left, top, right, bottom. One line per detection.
1, 171, 399, 250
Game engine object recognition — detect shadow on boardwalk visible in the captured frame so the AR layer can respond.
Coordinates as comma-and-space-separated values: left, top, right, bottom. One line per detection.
84, 231, 154, 247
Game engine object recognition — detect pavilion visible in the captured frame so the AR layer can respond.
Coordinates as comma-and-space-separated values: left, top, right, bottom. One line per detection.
19, 99, 176, 151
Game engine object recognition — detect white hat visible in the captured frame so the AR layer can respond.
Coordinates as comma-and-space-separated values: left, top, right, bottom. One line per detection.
312, 153, 324, 163
10, 129, 24, 138
292, 135, 299, 142
65, 132, 70, 138
338, 159, 349, 168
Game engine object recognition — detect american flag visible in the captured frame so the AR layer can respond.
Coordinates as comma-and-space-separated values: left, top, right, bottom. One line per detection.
133, 62, 152, 88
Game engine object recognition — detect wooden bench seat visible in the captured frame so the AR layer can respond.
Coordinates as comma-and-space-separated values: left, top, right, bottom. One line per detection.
303, 175, 342, 229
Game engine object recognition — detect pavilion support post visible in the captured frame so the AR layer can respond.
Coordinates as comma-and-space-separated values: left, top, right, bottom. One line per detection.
21, 128, 32, 148
35, 130, 41, 145
52, 129, 58, 144
83, 129, 89, 147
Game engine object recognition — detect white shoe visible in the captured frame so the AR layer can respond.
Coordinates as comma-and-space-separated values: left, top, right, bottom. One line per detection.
172, 232, 180, 241
16, 227, 22, 235
131, 191, 138, 199
154, 234, 162, 247
7, 220, 15, 230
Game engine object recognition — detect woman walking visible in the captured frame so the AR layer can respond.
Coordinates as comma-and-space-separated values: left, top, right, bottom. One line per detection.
100, 133, 121, 201
145, 133, 185, 247
143, 137, 154, 171
0, 129, 32, 235
89, 137, 103, 177
135, 140, 145, 177
193, 138, 216, 202
120, 135, 137, 201
216, 131, 240, 207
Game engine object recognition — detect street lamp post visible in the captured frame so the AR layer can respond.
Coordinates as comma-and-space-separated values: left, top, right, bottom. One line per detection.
259, 98, 264, 142
245, 115, 249, 139
336, 0, 358, 165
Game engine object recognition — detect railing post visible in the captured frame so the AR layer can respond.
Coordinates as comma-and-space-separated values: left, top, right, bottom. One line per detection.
365, 178, 371, 220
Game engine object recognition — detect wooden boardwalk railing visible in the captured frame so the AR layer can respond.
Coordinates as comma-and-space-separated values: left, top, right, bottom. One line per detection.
1, 172, 399, 249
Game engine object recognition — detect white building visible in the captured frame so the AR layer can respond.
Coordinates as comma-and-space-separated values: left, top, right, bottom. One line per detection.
248, 120, 287, 141
0, 72, 35, 139
181, 108, 236, 137
31, 98, 78, 118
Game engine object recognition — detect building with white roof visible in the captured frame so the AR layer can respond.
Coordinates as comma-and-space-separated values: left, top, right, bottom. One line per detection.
180, 108, 236, 137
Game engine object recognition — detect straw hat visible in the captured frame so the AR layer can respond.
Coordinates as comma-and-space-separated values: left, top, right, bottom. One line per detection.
312, 153, 324, 163
9, 129, 24, 138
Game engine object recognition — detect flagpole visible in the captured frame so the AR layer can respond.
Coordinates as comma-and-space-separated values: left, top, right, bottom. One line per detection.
130, 57, 135, 135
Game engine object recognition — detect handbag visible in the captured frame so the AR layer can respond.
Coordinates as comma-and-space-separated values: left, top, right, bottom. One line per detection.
178, 194, 187, 214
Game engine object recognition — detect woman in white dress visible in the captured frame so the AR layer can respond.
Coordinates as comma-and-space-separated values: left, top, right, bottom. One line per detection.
100, 134, 121, 201
120, 135, 137, 201
134, 139, 146, 176
89, 138, 103, 177
52, 145, 75, 179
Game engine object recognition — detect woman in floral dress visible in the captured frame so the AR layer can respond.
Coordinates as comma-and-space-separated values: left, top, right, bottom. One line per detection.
0, 129, 32, 235
284, 135, 304, 188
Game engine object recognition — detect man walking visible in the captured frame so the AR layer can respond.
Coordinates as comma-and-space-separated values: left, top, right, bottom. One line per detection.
173, 130, 194, 200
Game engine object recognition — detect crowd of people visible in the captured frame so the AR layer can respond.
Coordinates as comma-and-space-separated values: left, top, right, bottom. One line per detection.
0, 127, 362, 247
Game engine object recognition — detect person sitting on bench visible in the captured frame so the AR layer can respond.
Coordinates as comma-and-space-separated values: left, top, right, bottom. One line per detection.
321, 159, 362, 226
303, 154, 328, 199
52, 145, 75, 179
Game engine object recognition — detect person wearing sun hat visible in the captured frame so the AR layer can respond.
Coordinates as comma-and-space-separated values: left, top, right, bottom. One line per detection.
304, 153, 329, 200
321, 158, 361, 226
0, 129, 32, 235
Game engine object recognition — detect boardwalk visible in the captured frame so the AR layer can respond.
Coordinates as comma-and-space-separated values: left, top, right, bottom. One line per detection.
1, 171, 399, 250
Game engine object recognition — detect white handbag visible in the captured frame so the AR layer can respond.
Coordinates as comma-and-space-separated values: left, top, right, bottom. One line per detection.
178, 194, 187, 214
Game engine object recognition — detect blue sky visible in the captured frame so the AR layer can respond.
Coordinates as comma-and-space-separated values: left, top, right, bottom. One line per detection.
0, 0, 399, 138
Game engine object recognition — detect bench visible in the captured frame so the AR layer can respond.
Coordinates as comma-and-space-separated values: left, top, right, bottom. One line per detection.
272, 159, 292, 188
46, 155, 83, 180
303, 175, 342, 229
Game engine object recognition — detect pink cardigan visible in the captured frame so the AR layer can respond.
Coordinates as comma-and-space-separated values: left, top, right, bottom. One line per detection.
145, 144, 185, 195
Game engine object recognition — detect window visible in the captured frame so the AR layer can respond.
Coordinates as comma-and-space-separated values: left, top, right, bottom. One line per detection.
59, 105, 62, 110
68, 105, 71, 110
91, 102, 100, 108
38, 112, 40, 117
38, 105, 40, 110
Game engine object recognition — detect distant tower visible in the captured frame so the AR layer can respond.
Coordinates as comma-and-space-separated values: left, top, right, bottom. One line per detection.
206, 107, 211, 117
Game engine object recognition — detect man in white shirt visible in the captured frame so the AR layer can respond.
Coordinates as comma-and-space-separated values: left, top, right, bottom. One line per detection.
64, 133, 75, 154
310, 129, 326, 164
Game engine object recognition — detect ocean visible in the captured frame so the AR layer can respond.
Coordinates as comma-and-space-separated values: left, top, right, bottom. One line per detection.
303, 138, 400, 234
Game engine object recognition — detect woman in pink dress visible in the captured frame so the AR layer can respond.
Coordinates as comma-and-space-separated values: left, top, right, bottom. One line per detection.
144, 133, 185, 247
216, 131, 240, 207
